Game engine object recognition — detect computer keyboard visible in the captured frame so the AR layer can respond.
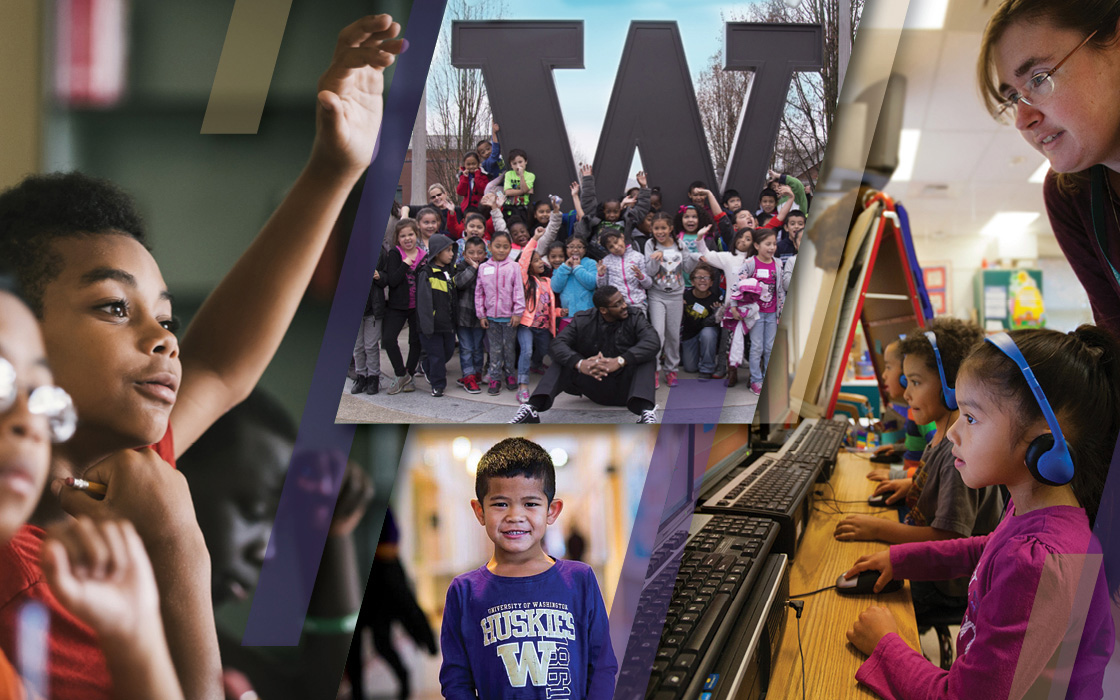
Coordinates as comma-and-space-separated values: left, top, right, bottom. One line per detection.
616, 513, 778, 700
700, 454, 822, 558
780, 417, 849, 478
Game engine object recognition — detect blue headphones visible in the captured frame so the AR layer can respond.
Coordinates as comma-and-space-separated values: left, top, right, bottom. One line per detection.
985, 332, 1075, 486
898, 331, 956, 410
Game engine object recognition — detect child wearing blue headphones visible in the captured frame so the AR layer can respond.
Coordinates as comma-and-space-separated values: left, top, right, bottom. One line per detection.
835, 318, 1004, 615
844, 325, 1118, 699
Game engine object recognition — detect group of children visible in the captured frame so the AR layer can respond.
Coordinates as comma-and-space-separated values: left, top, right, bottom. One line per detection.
834, 317, 1119, 698
0, 14, 405, 700
349, 134, 809, 404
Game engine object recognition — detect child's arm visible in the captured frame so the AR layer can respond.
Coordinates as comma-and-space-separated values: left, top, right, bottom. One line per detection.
584, 573, 618, 700
703, 188, 724, 218
453, 262, 477, 289
540, 209, 563, 249
456, 170, 469, 199
510, 267, 527, 321
624, 171, 651, 229
437, 583, 477, 700
42, 518, 185, 700
519, 237, 538, 282
489, 203, 508, 235
574, 259, 598, 290
771, 170, 808, 213
551, 263, 571, 293
172, 16, 404, 455
383, 249, 407, 287
570, 180, 586, 222
631, 252, 653, 289
504, 169, 531, 199
579, 164, 600, 217
481, 122, 502, 175
835, 516, 965, 545
474, 265, 489, 320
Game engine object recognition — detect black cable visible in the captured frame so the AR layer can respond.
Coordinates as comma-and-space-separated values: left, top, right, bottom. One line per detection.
788, 600, 806, 700
789, 584, 837, 599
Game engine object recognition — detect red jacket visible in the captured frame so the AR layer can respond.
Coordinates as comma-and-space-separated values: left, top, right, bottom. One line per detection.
457, 169, 487, 211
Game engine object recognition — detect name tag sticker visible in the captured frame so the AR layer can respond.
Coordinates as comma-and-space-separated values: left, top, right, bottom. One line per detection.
483, 267, 496, 276
692, 303, 706, 314
757, 268, 771, 279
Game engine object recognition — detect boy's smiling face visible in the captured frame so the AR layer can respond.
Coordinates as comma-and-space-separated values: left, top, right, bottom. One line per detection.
39, 234, 181, 454
471, 475, 562, 562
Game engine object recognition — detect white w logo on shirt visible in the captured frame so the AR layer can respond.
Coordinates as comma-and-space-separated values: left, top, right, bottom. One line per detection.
496, 641, 558, 687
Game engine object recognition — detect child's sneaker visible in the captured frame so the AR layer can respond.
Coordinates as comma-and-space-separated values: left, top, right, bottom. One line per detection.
387, 374, 408, 395
401, 374, 415, 393
455, 375, 467, 387
463, 374, 481, 394
506, 375, 517, 392
516, 388, 530, 403
509, 403, 540, 424
488, 380, 502, 395
666, 371, 679, 387
365, 376, 380, 395
350, 376, 367, 394
637, 405, 659, 424
750, 382, 762, 395
431, 387, 444, 397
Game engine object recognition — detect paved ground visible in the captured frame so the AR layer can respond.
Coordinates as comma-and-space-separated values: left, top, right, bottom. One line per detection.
336, 344, 758, 424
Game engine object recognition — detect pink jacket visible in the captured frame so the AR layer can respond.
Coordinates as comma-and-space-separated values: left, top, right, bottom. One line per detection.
518, 238, 560, 334
475, 256, 526, 320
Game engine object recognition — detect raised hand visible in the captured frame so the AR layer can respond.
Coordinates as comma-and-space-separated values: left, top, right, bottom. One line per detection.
636, 170, 647, 188
580, 163, 592, 178
570, 181, 580, 198
534, 227, 545, 240
492, 122, 500, 136
621, 195, 637, 209
311, 15, 406, 180
698, 224, 713, 237
597, 261, 607, 276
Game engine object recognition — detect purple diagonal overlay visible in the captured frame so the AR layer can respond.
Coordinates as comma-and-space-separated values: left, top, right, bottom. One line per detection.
609, 425, 719, 697
243, 0, 446, 646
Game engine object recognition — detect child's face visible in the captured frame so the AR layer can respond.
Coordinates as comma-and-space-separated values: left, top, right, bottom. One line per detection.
464, 155, 479, 173
510, 224, 530, 246
652, 219, 673, 244
682, 209, 699, 233
531, 252, 547, 275
735, 210, 757, 231
691, 271, 712, 294
184, 422, 289, 604
566, 239, 585, 261
756, 236, 778, 259
398, 227, 418, 250
465, 219, 486, 237
477, 142, 492, 160
735, 231, 752, 253
0, 292, 54, 543
39, 235, 181, 452
760, 195, 777, 214
640, 211, 655, 234
437, 247, 455, 266
548, 247, 566, 269
510, 155, 527, 170
650, 193, 662, 211
603, 202, 622, 222
465, 243, 488, 265
946, 370, 1037, 491
689, 188, 706, 206
490, 237, 512, 261
606, 236, 627, 257
471, 475, 561, 559
535, 204, 551, 224
902, 354, 949, 426
418, 213, 440, 237
881, 343, 906, 402
786, 216, 806, 238
726, 196, 742, 212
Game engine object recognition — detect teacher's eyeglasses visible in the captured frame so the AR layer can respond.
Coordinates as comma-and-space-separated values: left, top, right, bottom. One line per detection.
996, 30, 1097, 124
0, 357, 77, 443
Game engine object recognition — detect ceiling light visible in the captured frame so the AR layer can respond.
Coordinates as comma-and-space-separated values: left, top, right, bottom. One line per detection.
892, 129, 921, 182
980, 212, 1039, 238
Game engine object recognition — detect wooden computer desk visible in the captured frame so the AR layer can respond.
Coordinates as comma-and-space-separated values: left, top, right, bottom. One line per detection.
761, 451, 921, 699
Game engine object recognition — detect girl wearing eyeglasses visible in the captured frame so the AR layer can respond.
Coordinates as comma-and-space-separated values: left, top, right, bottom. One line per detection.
979, 1, 1120, 340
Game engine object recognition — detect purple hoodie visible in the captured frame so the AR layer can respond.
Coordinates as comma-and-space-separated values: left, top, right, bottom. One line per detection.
475, 256, 526, 320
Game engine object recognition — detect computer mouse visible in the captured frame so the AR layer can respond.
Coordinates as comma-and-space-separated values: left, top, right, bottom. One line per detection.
867, 493, 892, 507
835, 570, 903, 595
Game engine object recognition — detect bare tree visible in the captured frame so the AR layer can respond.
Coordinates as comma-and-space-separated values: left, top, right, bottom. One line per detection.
695, 0, 864, 189
425, 0, 507, 204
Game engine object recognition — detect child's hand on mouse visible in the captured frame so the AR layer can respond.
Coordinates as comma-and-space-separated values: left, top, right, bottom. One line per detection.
874, 444, 895, 456
844, 550, 894, 590
866, 468, 890, 481
847, 606, 899, 656
873, 478, 912, 504
834, 514, 883, 542
310, 15, 405, 180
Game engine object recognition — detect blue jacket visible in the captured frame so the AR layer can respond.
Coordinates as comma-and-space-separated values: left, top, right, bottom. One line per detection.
550, 258, 597, 317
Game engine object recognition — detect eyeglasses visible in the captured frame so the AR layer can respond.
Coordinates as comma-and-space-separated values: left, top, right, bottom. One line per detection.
0, 357, 77, 443
996, 30, 1097, 124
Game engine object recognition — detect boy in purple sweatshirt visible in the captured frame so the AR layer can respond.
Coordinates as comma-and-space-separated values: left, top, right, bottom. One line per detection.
439, 438, 617, 699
